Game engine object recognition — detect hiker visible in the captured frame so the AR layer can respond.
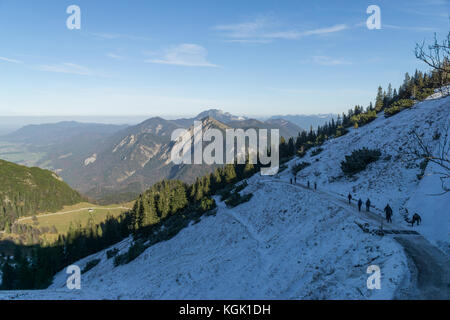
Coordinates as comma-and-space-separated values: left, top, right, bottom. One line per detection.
358, 199, 363, 212
294, 177, 297, 184
366, 199, 371, 212
307, 181, 310, 189
411, 213, 422, 227
348, 193, 352, 204
314, 182, 317, 190
384, 204, 393, 223
290, 178, 292, 184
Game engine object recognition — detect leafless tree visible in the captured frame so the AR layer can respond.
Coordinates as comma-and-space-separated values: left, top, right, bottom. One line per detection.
415, 30, 450, 96
410, 123, 450, 194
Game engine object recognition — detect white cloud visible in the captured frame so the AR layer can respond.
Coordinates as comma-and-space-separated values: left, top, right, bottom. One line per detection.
106, 53, 124, 60
215, 18, 270, 39
36, 63, 93, 75
147, 44, 218, 67
92, 33, 151, 41
215, 17, 348, 42
383, 24, 436, 32
310, 55, 351, 66
0, 56, 23, 64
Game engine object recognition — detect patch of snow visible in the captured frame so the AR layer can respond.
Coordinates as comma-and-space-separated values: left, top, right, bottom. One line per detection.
84, 154, 97, 166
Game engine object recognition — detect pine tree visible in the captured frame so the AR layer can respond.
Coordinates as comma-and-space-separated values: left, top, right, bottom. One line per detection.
375, 86, 384, 111
224, 164, 237, 184
287, 137, 295, 156
1, 259, 15, 289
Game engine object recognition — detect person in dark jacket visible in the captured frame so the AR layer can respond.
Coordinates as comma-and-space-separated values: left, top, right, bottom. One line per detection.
384, 204, 393, 223
366, 199, 371, 212
294, 177, 297, 184
348, 193, 352, 204
358, 199, 363, 212
307, 181, 310, 189
314, 182, 317, 190
290, 178, 292, 184
411, 213, 422, 226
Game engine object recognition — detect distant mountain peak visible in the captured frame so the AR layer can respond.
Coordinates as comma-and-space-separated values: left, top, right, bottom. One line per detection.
195, 109, 246, 123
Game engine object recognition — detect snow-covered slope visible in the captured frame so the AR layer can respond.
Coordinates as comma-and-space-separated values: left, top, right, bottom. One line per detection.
0, 95, 448, 300
281, 95, 449, 253
1, 178, 408, 299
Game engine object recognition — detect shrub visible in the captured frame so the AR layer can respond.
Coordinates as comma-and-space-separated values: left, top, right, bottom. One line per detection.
291, 162, 311, 175
340, 148, 381, 176
127, 241, 146, 262
335, 126, 349, 137
311, 148, 323, 157
297, 149, 306, 158
114, 241, 147, 267
417, 159, 429, 180
218, 184, 234, 201
350, 110, 377, 126
415, 88, 434, 101
225, 192, 253, 208
433, 130, 441, 141
384, 99, 414, 117
113, 253, 127, 267
199, 198, 216, 213
106, 248, 119, 259
82, 258, 101, 273
234, 181, 248, 193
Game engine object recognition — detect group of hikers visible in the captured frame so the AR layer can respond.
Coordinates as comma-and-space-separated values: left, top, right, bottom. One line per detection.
290, 177, 317, 191
288, 176, 423, 227
348, 193, 422, 227
348, 194, 372, 213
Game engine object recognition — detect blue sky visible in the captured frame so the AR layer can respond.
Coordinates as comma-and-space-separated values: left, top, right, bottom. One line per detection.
0, 0, 448, 117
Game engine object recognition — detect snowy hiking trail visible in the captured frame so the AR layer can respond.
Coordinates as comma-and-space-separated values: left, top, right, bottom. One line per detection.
214, 196, 272, 276
264, 177, 449, 300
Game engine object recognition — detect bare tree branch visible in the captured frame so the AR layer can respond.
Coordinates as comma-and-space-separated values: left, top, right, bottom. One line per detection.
410, 124, 450, 193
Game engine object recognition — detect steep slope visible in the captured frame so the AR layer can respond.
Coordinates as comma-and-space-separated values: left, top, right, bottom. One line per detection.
1, 96, 448, 300
281, 95, 449, 253
0, 159, 84, 229
0, 177, 409, 299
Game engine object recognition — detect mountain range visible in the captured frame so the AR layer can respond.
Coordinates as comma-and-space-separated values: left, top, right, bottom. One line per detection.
1, 109, 304, 203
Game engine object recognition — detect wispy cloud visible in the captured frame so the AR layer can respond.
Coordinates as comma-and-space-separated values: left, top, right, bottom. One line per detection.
0, 56, 23, 64
310, 55, 351, 66
266, 24, 348, 40
215, 17, 348, 43
92, 32, 151, 41
383, 24, 437, 32
36, 63, 93, 76
215, 18, 269, 39
106, 53, 124, 60
146, 44, 218, 67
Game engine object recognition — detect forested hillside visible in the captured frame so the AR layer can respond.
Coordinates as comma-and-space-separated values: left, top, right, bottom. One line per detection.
0, 159, 84, 230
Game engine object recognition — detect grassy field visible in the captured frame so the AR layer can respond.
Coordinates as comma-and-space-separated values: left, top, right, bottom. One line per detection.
0, 201, 133, 245
0, 141, 45, 166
